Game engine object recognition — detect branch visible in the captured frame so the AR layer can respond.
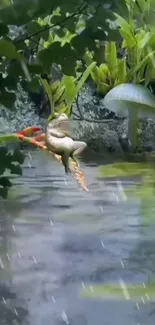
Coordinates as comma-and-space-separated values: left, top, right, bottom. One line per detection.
75, 93, 83, 118
74, 91, 125, 123
72, 111, 81, 119
72, 114, 125, 123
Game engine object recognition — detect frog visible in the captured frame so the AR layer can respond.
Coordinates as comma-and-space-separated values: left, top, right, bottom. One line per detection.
45, 113, 87, 174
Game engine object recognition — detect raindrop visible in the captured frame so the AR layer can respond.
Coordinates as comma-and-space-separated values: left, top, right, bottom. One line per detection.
0, 257, 4, 269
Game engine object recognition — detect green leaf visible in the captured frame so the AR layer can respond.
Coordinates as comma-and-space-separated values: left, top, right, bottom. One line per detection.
117, 57, 127, 84
40, 77, 53, 112
7, 61, 24, 78
114, 13, 133, 35
144, 63, 153, 86
38, 49, 52, 71
97, 64, 109, 83
27, 78, 41, 94
0, 90, 16, 108
114, 13, 135, 47
0, 176, 12, 188
0, 23, 9, 37
133, 50, 155, 75
11, 150, 25, 164
2, 75, 17, 91
75, 62, 96, 96
104, 42, 117, 69
28, 64, 44, 74
0, 146, 8, 156
56, 104, 69, 115
27, 21, 49, 41
99, 162, 149, 178
62, 62, 96, 112
0, 39, 18, 59
63, 76, 76, 110
50, 81, 60, 94
59, 43, 77, 76
52, 83, 65, 106
136, 31, 151, 49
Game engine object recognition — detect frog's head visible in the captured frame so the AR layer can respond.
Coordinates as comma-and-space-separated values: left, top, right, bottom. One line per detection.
53, 112, 68, 121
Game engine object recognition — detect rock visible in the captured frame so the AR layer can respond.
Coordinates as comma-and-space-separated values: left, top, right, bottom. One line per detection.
0, 84, 46, 135
1, 80, 155, 155
71, 119, 122, 153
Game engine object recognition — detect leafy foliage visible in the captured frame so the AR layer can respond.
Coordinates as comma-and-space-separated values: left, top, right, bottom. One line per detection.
0, 0, 127, 110
84, 42, 128, 94
40, 61, 96, 120
84, 0, 155, 95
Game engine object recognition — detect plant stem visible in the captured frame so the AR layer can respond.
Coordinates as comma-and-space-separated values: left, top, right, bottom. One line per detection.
0, 133, 47, 149
128, 108, 138, 151
0, 134, 21, 142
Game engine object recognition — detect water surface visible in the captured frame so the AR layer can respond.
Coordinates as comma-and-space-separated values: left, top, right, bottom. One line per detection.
0, 150, 155, 325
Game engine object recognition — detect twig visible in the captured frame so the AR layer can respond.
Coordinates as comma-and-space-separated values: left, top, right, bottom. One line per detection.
72, 116, 124, 123
14, 3, 88, 45
72, 111, 81, 119
75, 93, 83, 118
74, 91, 125, 123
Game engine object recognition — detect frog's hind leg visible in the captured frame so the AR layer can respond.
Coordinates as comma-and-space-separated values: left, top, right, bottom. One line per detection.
61, 152, 71, 174
70, 141, 87, 166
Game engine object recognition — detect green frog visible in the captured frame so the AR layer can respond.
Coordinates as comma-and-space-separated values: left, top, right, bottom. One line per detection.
45, 113, 87, 174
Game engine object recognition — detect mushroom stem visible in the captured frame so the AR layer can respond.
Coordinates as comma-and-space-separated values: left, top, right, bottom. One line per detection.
128, 109, 138, 151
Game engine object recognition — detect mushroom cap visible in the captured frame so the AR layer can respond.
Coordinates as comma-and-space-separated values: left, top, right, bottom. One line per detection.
103, 83, 155, 118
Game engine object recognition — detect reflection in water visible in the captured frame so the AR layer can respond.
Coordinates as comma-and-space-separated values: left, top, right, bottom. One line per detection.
0, 150, 154, 325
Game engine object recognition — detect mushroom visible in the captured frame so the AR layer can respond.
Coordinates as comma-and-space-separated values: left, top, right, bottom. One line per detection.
103, 83, 155, 151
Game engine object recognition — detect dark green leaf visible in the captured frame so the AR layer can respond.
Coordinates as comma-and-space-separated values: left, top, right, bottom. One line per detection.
38, 49, 52, 71
2, 75, 17, 90
9, 163, 22, 175
11, 150, 25, 164
7, 61, 25, 78
59, 43, 77, 76
0, 39, 18, 59
0, 146, 8, 156
0, 176, 12, 188
0, 23, 9, 37
28, 64, 44, 74
0, 90, 16, 108
0, 187, 8, 199
0, 165, 5, 174
27, 21, 49, 41
27, 77, 41, 93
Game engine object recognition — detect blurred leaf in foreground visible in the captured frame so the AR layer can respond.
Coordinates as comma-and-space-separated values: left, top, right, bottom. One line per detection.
99, 162, 150, 178
80, 283, 155, 301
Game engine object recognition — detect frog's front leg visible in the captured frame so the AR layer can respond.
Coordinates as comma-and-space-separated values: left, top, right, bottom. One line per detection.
70, 141, 87, 165
49, 129, 65, 138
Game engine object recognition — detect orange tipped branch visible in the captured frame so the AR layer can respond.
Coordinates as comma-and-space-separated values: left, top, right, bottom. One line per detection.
17, 126, 43, 137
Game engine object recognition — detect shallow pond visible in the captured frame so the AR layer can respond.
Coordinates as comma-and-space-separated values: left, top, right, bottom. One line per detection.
0, 150, 155, 325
